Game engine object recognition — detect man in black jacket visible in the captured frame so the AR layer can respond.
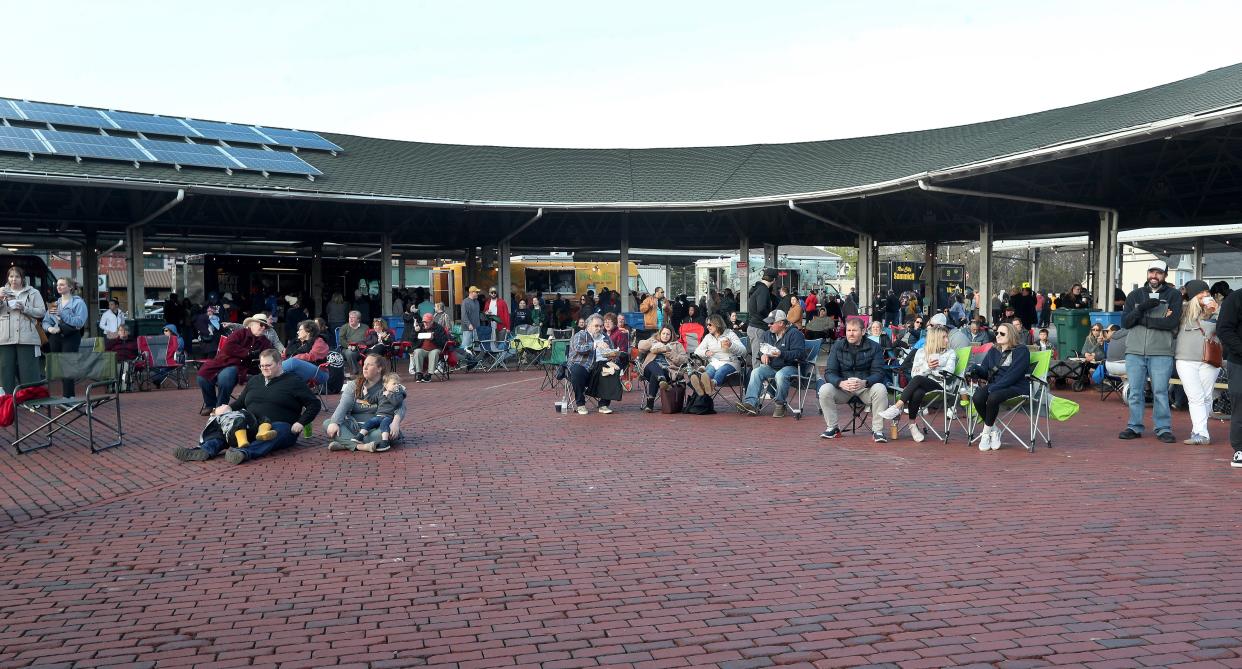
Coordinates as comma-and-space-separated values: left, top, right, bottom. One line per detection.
1214, 288, 1242, 468
1009, 285, 1037, 331
746, 267, 779, 365
174, 348, 320, 464
819, 316, 890, 442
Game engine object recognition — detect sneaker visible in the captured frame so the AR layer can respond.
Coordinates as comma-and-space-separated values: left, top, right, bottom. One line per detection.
1118, 428, 1141, 440
223, 448, 247, 465
878, 405, 902, 421
1157, 432, 1176, 444
820, 427, 841, 439
643, 398, 655, 413
575, 405, 589, 415
872, 431, 887, 443
1183, 434, 1211, 445
173, 446, 211, 462
598, 405, 613, 414
909, 424, 925, 443
773, 404, 786, 418
327, 441, 354, 452
735, 401, 759, 416
989, 429, 1002, 450
978, 429, 992, 451
1232, 451, 1242, 468
198, 405, 212, 417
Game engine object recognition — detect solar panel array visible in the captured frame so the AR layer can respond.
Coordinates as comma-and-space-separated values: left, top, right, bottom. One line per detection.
0, 125, 322, 175
0, 98, 342, 151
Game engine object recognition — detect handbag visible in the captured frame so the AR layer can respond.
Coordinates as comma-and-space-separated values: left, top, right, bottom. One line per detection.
23, 312, 48, 348
1201, 326, 1223, 368
659, 382, 685, 414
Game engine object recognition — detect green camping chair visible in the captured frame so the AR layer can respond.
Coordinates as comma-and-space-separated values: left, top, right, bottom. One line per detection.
540, 339, 570, 391
915, 346, 973, 443
994, 349, 1053, 453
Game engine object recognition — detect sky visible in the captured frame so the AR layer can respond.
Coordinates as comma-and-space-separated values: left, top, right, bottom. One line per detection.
4, 0, 1242, 148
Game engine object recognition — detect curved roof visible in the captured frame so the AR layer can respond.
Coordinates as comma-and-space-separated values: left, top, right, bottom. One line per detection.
3, 63, 1242, 210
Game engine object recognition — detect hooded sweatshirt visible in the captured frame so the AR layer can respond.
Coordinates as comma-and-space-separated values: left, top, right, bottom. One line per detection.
0, 285, 48, 346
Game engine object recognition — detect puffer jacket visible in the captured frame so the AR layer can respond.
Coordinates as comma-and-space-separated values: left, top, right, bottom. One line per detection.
1121, 282, 1181, 356
0, 285, 48, 346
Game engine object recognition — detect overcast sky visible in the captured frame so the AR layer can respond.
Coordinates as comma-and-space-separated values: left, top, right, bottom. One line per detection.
5, 1, 1242, 148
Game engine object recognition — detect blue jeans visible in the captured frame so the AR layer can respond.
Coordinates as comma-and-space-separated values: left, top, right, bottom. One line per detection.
360, 414, 394, 436
198, 365, 239, 408
199, 421, 298, 460
709, 363, 737, 385
1124, 353, 1173, 435
745, 364, 797, 406
282, 358, 327, 385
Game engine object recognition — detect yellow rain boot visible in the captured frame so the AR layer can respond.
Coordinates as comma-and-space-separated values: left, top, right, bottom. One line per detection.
255, 422, 277, 441
233, 429, 251, 448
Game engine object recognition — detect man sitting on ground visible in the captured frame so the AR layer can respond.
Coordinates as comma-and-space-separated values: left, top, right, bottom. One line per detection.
325, 353, 406, 451
819, 316, 889, 442
736, 309, 806, 418
175, 348, 319, 464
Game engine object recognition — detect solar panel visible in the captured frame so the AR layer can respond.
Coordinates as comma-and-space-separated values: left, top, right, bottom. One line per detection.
111, 110, 198, 137
255, 127, 343, 152
183, 119, 268, 144
227, 146, 322, 176
0, 127, 49, 155
140, 139, 239, 169
0, 99, 26, 123
43, 130, 148, 162
17, 101, 115, 130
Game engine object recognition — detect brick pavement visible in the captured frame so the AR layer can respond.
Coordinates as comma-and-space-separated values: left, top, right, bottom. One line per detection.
1, 371, 1241, 668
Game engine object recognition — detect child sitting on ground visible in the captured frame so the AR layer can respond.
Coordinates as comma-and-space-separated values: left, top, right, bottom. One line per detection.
352, 372, 406, 452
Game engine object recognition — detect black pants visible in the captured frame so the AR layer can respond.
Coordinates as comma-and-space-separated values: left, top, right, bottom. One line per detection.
1229, 361, 1242, 453
48, 330, 82, 397
568, 363, 610, 407
643, 361, 670, 398
972, 385, 1022, 426
901, 375, 943, 419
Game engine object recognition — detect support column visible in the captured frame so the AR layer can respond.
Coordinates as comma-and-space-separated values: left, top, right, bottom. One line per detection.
398, 253, 408, 291
618, 226, 631, 312
127, 226, 144, 318
1095, 211, 1119, 311
763, 243, 777, 271
380, 234, 393, 315
978, 221, 993, 323
739, 237, 750, 289
1193, 237, 1206, 280
923, 242, 937, 313
497, 239, 512, 316
856, 233, 873, 316
310, 244, 323, 319
82, 232, 99, 337
1031, 247, 1042, 293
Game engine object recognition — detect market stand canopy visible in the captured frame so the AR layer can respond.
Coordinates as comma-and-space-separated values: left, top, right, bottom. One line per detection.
3, 63, 1242, 249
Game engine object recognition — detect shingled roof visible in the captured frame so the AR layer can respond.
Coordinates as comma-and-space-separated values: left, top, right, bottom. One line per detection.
3, 63, 1242, 210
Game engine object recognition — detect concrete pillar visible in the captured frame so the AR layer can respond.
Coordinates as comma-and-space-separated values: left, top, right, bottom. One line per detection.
856, 233, 873, 316
618, 231, 631, 312
1031, 247, 1041, 293
739, 237, 750, 289
497, 240, 512, 318
923, 242, 938, 313
978, 221, 993, 323
763, 243, 777, 271
127, 226, 144, 318
380, 233, 393, 315
1095, 211, 1119, 311
1193, 237, 1206, 280
398, 253, 407, 291
82, 233, 99, 337
310, 244, 323, 319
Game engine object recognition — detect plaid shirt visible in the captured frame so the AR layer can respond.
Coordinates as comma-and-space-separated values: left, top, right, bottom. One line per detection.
568, 329, 602, 368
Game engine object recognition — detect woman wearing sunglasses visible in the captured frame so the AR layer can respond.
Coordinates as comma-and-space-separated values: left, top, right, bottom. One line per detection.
967, 322, 1031, 451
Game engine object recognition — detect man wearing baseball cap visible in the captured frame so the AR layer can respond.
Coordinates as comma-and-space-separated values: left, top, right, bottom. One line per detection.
1119, 258, 1182, 442
461, 286, 482, 354
735, 308, 805, 418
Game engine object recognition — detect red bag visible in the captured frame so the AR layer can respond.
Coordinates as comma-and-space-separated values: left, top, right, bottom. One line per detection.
0, 386, 51, 427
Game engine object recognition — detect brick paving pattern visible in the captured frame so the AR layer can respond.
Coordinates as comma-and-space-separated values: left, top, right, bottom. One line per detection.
1, 371, 1240, 668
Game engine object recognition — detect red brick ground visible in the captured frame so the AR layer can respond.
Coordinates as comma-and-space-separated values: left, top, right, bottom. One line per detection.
1, 371, 1240, 668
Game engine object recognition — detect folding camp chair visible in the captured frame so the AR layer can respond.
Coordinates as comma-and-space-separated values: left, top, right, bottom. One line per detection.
993, 350, 1053, 453
788, 338, 824, 420
540, 339, 570, 390
913, 346, 973, 443
6, 352, 123, 454
512, 325, 549, 370
481, 328, 514, 371
136, 334, 190, 390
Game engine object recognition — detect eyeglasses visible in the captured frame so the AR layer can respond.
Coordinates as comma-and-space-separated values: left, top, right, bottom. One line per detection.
996, 332, 1007, 338
258, 363, 276, 369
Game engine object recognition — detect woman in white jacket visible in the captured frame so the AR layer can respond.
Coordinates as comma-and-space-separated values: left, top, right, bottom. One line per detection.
689, 314, 746, 396
0, 265, 48, 394
879, 326, 956, 442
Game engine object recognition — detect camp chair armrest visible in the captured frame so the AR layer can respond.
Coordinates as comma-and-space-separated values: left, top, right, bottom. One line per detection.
85, 379, 118, 400
13, 379, 51, 396
1027, 375, 1049, 388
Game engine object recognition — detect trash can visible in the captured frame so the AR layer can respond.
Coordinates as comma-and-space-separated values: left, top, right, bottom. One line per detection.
1089, 311, 1123, 330
382, 314, 405, 339
1051, 309, 1092, 360
126, 318, 166, 337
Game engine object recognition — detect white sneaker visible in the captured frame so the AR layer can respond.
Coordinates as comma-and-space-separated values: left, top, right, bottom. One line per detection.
575, 405, 589, 415
598, 406, 613, 414
909, 424, 925, 443
978, 429, 992, 451
989, 428, 1001, 450
878, 405, 902, 421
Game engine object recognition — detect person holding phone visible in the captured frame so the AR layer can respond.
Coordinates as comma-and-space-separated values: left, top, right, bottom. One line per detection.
1119, 259, 1182, 443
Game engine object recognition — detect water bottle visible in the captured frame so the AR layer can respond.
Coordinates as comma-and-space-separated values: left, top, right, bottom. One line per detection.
302, 423, 313, 438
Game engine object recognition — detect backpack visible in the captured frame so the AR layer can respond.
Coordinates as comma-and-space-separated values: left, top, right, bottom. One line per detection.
325, 350, 346, 394
683, 392, 716, 415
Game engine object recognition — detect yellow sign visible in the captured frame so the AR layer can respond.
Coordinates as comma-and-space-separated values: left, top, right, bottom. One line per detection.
1021, 281, 1031, 288
893, 264, 917, 281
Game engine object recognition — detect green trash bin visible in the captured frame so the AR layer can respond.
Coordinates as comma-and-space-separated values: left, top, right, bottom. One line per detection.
125, 317, 166, 337
1051, 308, 1091, 361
